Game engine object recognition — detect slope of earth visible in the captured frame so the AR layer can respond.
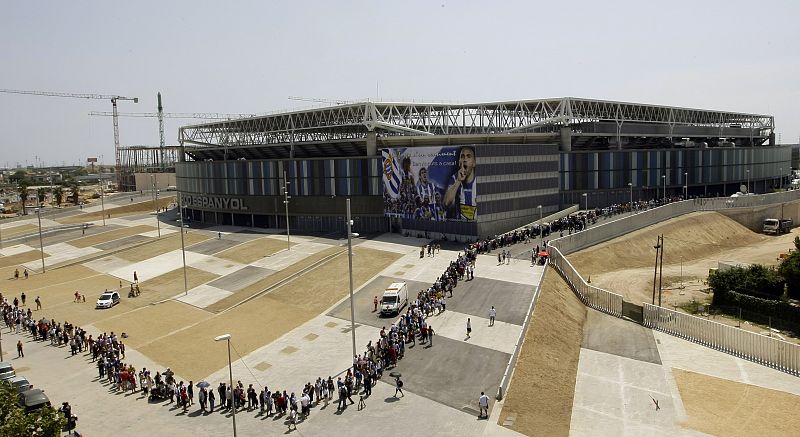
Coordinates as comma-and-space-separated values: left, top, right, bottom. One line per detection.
499, 267, 587, 437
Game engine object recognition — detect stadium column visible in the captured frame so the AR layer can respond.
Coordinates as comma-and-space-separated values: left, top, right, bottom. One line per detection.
559, 127, 572, 152
366, 132, 377, 155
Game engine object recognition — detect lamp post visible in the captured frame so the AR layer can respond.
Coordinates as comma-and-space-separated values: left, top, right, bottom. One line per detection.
628, 183, 633, 214
282, 171, 291, 251
151, 174, 161, 238
537, 205, 543, 247
177, 191, 188, 295
36, 204, 45, 273
779, 167, 783, 190
346, 199, 358, 371
746, 169, 750, 194
214, 334, 236, 437
684, 172, 688, 199
100, 182, 106, 226
582, 193, 587, 211
662, 174, 666, 204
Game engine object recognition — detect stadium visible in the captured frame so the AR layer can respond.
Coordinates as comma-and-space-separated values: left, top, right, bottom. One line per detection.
175, 97, 786, 238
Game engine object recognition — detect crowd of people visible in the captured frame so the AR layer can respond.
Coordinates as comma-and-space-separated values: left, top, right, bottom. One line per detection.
0, 240, 488, 430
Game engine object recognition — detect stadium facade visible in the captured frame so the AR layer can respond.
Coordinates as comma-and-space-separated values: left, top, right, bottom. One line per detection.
175, 97, 786, 238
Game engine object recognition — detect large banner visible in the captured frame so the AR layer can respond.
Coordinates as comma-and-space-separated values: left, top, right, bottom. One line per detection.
382, 145, 477, 221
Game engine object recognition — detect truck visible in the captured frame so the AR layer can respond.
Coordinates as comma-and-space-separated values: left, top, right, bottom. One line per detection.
380, 282, 408, 316
763, 218, 793, 235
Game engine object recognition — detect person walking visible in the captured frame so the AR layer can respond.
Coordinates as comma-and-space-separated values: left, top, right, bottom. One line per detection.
478, 391, 490, 418
394, 376, 404, 397
489, 306, 496, 327
17, 340, 24, 357
427, 326, 434, 346
35, 296, 42, 310
373, 296, 378, 312
466, 318, 472, 339
21, 292, 26, 306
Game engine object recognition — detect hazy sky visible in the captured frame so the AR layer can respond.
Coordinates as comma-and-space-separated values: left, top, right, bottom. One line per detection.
2, 0, 798, 167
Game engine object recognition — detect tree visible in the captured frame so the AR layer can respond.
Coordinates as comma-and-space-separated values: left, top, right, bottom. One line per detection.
779, 251, 800, 300
36, 188, 46, 204
708, 265, 784, 301
0, 383, 65, 436
8, 170, 29, 184
16, 182, 29, 215
53, 186, 63, 207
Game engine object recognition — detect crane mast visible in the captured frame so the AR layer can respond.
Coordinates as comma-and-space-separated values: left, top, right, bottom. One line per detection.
158, 92, 165, 170
0, 88, 137, 190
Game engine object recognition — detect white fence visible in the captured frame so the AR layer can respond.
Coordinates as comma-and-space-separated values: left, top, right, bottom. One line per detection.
547, 190, 800, 376
643, 304, 800, 376
549, 245, 623, 317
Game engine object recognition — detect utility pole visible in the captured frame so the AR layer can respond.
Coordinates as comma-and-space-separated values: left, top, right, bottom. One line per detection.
658, 234, 665, 306
652, 236, 661, 305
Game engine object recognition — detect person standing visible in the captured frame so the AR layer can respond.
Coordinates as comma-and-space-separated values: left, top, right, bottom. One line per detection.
208, 388, 216, 413
21, 292, 26, 306
133, 271, 138, 284
466, 318, 472, 339
373, 296, 378, 312
489, 306, 496, 327
478, 391, 490, 418
17, 340, 24, 357
428, 326, 434, 346
188, 381, 194, 406
23, 269, 28, 279
35, 296, 42, 310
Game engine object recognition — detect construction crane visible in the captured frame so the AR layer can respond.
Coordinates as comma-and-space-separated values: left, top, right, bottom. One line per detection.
87, 111, 255, 119
0, 88, 138, 189
288, 96, 354, 105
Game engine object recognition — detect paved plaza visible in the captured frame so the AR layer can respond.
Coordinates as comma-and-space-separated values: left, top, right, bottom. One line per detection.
1, 200, 799, 436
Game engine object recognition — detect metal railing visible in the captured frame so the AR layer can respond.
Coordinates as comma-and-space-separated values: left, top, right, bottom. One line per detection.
549, 245, 623, 317
643, 304, 800, 376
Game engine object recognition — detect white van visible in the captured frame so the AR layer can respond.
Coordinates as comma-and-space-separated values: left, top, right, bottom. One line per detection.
381, 282, 408, 316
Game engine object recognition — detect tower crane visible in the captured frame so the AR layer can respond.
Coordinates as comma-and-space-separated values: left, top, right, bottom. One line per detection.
89, 104, 256, 171
0, 88, 138, 189
288, 96, 354, 105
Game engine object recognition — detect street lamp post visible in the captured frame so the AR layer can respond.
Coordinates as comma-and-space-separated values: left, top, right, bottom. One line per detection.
780, 167, 783, 190
282, 171, 291, 251
582, 193, 588, 211
100, 182, 106, 226
746, 169, 750, 194
346, 199, 358, 371
662, 174, 666, 204
684, 172, 688, 199
537, 205, 543, 247
177, 191, 188, 295
36, 204, 45, 273
628, 183, 633, 214
151, 174, 161, 238
214, 334, 236, 437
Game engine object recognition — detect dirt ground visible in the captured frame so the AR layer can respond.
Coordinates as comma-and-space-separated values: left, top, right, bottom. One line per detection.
673, 368, 800, 437
1, 224, 39, 238
214, 237, 294, 264
0, 249, 49, 269
114, 232, 210, 262
138, 246, 402, 381
94, 300, 211, 349
499, 267, 587, 437
568, 212, 798, 308
67, 225, 155, 248
204, 246, 344, 313
133, 267, 219, 306
59, 197, 175, 224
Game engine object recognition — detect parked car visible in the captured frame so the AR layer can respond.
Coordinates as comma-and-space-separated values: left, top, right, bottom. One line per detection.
5, 375, 32, 393
19, 389, 51, 413
95, 291, 120, 309
0, 362, 15, 381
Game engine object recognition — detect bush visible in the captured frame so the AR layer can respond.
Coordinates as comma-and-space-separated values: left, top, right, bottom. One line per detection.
713, 289, 800, 334
708, 265, 784, 300
779, 251, 800, 299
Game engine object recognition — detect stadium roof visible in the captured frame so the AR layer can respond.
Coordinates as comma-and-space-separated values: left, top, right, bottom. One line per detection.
179, 97, 775, 160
